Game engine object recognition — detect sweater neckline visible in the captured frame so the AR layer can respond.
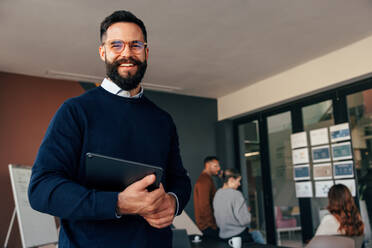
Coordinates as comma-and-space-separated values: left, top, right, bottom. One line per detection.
96, 86, 145, 103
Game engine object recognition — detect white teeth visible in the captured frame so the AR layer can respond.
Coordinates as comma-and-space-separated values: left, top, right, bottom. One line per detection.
120, 63, 134, 67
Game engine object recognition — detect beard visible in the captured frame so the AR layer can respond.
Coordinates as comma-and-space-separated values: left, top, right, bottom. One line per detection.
105, 56, 147, 91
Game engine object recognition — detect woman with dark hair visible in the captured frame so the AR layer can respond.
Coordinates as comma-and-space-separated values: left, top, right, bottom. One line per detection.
315, 184, 364, 236
213, 169, 265, 244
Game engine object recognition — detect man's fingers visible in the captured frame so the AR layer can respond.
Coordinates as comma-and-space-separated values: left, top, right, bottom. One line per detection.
143, 199, 173, 219
130, 174, 156, 191
144, 215, 174, 229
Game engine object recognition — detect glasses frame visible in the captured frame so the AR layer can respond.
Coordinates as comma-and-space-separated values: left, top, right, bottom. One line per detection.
102, 39, 148, 54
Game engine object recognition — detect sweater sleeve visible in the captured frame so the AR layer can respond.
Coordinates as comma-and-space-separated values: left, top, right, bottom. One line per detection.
233, 191, 251, 227
164, 119, 191, 215
28, 102, 118, 220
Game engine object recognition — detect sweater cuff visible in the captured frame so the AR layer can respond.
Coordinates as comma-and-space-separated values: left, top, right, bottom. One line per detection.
167, 192, 179, 216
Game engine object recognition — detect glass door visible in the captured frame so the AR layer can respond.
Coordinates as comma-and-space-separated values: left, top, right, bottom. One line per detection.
237, 120, 267, 242
302, 100, 334, 233
347, 88, 372, 244
267, 112, 303, 247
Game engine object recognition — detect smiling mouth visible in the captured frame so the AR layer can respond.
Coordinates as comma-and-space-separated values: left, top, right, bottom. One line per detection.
119, 63, 135, 67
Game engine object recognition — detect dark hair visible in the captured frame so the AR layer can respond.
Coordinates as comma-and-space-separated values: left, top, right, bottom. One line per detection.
327, 184, 364, 236
204, 156, 219, 165
222, 168, 240, 184
100, 10, 147, 42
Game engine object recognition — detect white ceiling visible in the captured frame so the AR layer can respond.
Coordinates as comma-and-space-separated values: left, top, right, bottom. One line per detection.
1, 0, 372, 99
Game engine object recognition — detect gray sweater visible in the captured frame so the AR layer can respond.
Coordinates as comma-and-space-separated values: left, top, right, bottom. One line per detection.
213, 188, 251, 239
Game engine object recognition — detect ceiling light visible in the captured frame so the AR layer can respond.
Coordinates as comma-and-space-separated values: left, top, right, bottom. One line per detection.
244, 151, 260, 157
45, 70, 182, 92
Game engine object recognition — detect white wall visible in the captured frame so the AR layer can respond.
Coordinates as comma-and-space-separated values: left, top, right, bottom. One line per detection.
218, 35, 372, 121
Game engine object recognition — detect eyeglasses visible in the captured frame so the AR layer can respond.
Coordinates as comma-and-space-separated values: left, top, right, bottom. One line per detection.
102, 39, 147, 54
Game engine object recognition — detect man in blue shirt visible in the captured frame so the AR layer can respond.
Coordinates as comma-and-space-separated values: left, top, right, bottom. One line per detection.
28, 10, 191, 248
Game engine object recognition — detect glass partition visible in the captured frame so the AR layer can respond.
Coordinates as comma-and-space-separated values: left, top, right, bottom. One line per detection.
238, 121, 267, 242
302, 100, 334, 233
347, 89, 372, 240
267, 112, 302, 247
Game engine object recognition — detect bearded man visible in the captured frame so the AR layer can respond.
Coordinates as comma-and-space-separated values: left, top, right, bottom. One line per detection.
28, 10, 191, 248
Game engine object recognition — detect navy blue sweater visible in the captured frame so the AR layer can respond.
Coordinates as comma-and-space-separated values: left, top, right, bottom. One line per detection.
28, 87, 191, 248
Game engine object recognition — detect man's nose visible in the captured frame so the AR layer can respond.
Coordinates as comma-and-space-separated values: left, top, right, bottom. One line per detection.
120, 43, 132, 57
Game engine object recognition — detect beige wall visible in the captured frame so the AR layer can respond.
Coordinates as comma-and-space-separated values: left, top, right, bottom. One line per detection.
218, 35, 372, 121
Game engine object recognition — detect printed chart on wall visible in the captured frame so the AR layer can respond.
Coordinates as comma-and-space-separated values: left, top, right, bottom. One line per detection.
295, 181, 313, 198
315, 180, 334, 198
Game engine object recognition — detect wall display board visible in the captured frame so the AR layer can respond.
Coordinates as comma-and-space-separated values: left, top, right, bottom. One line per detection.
330, 123, 350, 143
291, 123, 355, 199
291, 132, 308, 149
7, 164, 58, 248
292, 147, 310, 165
311, 145, 331, 163
335, 179, 356, 196
293, 165, 310, 181
310, 128, 329, 146
332, 142, 352, 161
295, 181, 313, 198
313, 163, 333, 180
333, 161, 354, 179
315, 180, 334, 198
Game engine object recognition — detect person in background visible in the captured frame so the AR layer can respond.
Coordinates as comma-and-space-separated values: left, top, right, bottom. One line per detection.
28, 10, 191, 248
315, 184, 364, 236
194, 156, 221, 238
213, 169, 265, 244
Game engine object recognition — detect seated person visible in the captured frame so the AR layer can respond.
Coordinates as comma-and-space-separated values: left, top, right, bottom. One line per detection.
213, 169, 265, 244
315, 184, 364, 236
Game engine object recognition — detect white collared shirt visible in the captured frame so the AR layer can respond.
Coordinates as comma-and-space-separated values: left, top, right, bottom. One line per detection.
100, 78, 143, 98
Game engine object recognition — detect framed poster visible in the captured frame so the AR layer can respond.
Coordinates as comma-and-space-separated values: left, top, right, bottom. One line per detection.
332, 142, 352, 161
310, 128, 329, 146
335, 179, 356, 197
291, 132, 308, 149
313, 163, 332, 180
293, 164, 310, 181
312, 145, 331, 163
315, 180, 334, 198
295, 181, 313, 198
330, 123, 350, 143
292, 148, 309, 165
333, 161, 354, 179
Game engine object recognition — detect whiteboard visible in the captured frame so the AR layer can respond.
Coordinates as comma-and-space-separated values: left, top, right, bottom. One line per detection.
8, 164, 58, 248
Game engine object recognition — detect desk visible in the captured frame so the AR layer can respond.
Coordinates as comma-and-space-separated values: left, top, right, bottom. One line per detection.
189, 236, 289, 248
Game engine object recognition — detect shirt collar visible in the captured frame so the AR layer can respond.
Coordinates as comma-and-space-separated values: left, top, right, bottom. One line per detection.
101, 78, 143, 98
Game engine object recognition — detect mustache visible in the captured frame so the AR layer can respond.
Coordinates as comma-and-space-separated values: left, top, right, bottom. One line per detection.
113, 57, 141, 66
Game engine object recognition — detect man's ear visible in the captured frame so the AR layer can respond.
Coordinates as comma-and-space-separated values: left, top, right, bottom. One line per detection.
145, 47, 149, 60
99, 46, 106, 62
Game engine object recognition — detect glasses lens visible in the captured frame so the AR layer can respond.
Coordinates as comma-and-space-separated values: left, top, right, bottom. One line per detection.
110, 40, 124, 53
130, 41, 145, 53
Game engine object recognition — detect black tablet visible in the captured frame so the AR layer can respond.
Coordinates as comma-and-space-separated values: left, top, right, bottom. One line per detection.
85, 153, 163, 192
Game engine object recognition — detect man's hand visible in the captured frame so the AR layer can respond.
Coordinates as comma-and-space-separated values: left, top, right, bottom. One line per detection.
143, 191, 176, 229
117, 174, 165, 216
